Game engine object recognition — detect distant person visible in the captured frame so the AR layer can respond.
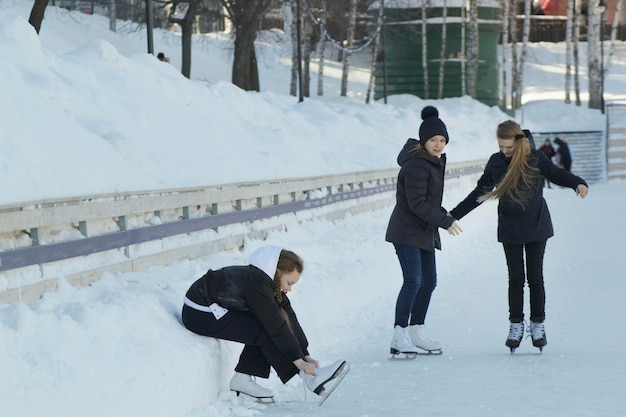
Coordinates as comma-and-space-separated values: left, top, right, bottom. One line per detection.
539, 139, 556, 188
449, 120, 588, 353
385, 106, 462, 357
554, 137, 572, 172
181, 245, 349, 404
157, 52, 170, 63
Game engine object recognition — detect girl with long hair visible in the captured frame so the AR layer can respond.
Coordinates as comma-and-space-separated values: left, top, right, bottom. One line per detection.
449, 120, 588, 352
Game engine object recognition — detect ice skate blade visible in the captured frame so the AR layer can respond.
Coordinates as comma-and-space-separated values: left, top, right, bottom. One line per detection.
389, 352, 418, 360
231, 390, 275, 403
417, 347, 443, 355
318, 362, 350, 406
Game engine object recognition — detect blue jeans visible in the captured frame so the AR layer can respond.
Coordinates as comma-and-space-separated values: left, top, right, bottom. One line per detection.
393, 244, 437, 327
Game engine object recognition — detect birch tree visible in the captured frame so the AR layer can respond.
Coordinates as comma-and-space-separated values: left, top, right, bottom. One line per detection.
421, 0, 430, 99
565, 0, 575, 103
317, 0, 328, 96
287, 2, 298, 96
606, 0, 624, 74
573, 0, 582, 105
340, 0, 358, 96
514, 0, 531, 109
500, 0, 511, 111
437, 0, 448, 99
509, 1, 519, 108
587, 0, 603, 110
366, 0, 385, 104
465, 0, 478, 99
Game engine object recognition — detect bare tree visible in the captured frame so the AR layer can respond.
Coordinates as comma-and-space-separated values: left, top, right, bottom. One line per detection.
287, 2, 298, 96
218, 0, 276, 91
168, 1, 203, 79
574, 0, 582, 105
28, 0, 50, 34
366, 0, 384, 104
421, 0, 429, 99
340, 0, 358, 96
500, 0, 511, 111
317, 0, 328, 96
606, 0, 624, 74
587, 0, 603, 110
466, 0, 478, 99
565, 0, 575, 103
514, 0, 531, 109
437, 0, 448, 99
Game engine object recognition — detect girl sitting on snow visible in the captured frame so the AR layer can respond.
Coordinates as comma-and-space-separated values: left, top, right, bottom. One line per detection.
181, 245, 348, 403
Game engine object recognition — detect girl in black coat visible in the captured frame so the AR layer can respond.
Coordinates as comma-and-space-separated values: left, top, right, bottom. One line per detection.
182, 245, 348, 402
385, 106, 462, 356
449, 120, 588, 352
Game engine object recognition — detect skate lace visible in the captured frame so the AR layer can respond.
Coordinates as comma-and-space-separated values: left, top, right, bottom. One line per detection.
529, 322, 545, 340
508, 322, 524, 339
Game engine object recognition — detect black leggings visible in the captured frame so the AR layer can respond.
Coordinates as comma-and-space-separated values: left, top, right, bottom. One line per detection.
502, 240, 547, 323
182, 305, 299, 383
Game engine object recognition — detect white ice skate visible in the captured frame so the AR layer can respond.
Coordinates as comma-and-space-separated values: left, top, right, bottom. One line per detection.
230, 372, 274, 403
528, 321, 547, 352
408, 324, 443, 355
506, 321, 525, 353
300, 360, 350, 406
390, 325, 420, 359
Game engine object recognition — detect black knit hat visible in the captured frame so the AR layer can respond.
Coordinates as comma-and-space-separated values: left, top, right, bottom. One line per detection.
418, 106, 449, 145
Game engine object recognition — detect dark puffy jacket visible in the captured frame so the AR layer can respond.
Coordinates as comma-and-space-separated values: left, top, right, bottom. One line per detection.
185, 265, 309, 361
385, 138, 455, 251
449, 150, 587, 244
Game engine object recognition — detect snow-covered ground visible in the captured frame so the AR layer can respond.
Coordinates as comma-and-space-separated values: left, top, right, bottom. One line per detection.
1, 1, 625, 416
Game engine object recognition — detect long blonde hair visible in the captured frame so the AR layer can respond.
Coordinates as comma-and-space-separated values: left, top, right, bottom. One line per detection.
478, 120, 540, 206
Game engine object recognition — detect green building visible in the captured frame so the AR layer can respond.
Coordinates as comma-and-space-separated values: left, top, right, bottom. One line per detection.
374, 0, 501, 106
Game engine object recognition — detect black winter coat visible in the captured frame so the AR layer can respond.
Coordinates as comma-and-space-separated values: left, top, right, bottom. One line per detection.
185, 265, 309, 362
449, 150, 587, 244
386, 139, 455, 251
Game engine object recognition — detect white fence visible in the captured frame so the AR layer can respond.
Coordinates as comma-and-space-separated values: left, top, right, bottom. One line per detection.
0, 161, 486, 304
606, 103, 626, 180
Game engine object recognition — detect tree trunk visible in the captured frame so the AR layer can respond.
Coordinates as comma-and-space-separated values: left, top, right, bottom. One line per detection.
302, 18, 313, 98
437, 0, 448, 99
513, 0, 531, 109
317, 0, 328, 97
29, 0, 50, 34
169, 1, 201, 79
460, 4, 466, 96
109, 0, 117, 32
340, 0, 357, 97
606, 0, 624, 74
421, 0, 429, 99
565, 0, 574, 103
181, 2, 201, 79
219, 0, 273, 92
466, 0, 478, 99
288, 2, 298, 97
510, 2, 519, 108
574, 0, 581, 105
587, 0, 603, 110
366, 0, 385, 104
500, 0, 510, 111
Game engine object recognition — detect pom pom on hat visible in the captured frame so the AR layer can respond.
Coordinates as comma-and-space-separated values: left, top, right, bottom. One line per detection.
419, 106, 449, 145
